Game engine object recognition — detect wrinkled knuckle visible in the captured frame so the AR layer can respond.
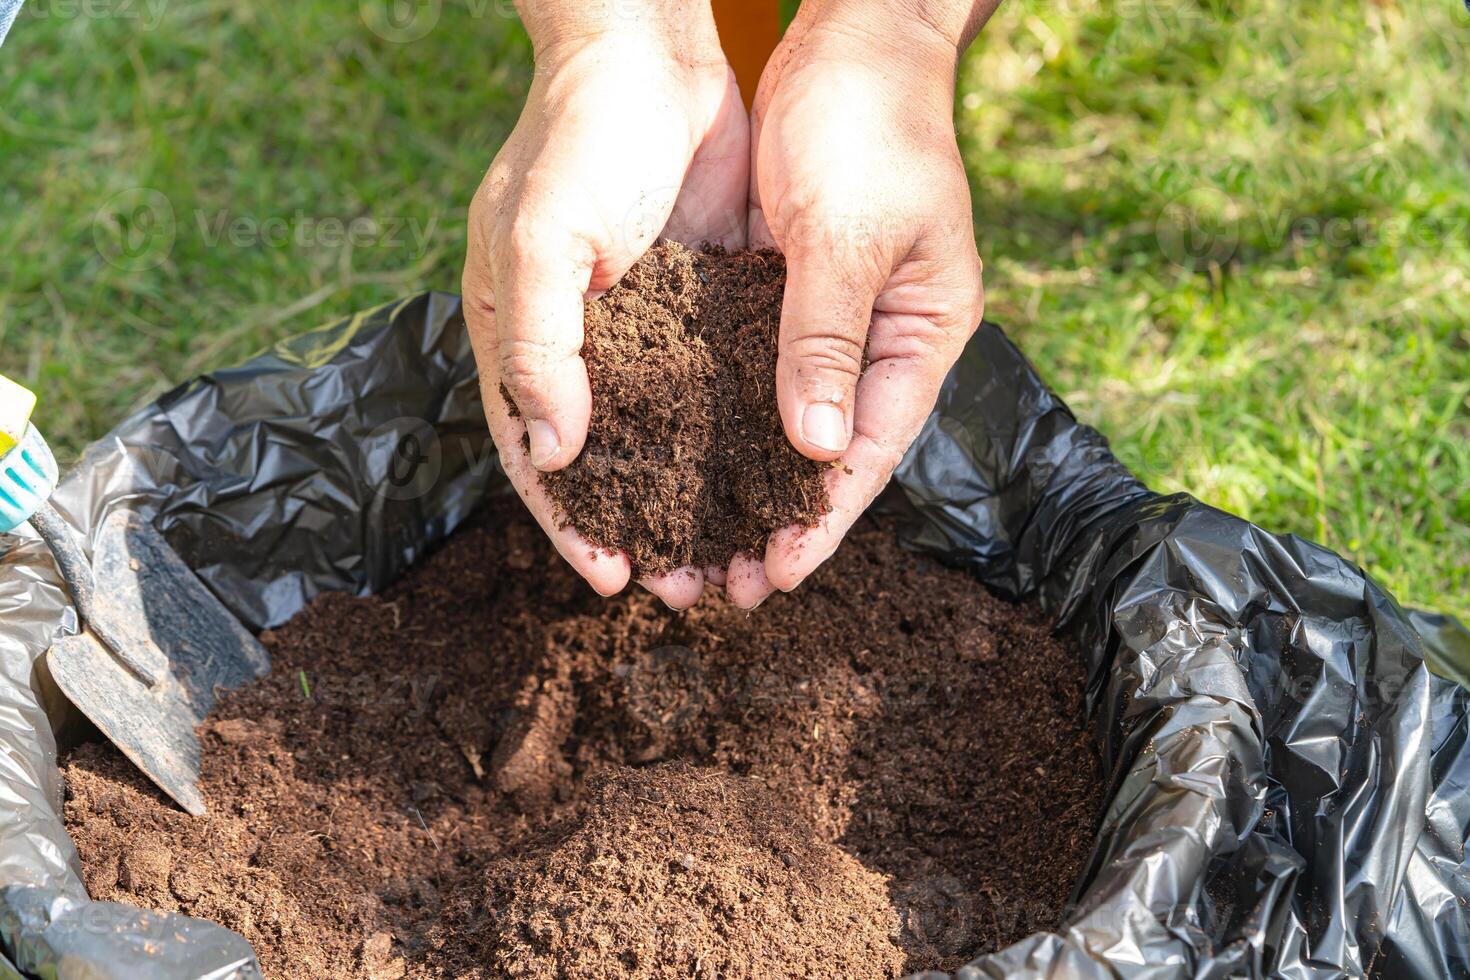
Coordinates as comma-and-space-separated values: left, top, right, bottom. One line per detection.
941, 282, 983, 339
938, 251, 986, 335
895, 316, 957, 362
498, 338, 559, 398
461, 283, 497, 324
785, 332, 866, 387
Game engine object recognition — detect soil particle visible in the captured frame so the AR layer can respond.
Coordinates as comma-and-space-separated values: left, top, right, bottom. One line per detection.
528, 240, 831, 576
64, 499, 1103, 979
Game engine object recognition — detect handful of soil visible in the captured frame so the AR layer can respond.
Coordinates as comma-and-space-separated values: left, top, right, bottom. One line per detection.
530, 240, 830, 576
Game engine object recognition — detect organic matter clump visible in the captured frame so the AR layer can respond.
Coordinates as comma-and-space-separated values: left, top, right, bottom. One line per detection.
530, 240, 830, 576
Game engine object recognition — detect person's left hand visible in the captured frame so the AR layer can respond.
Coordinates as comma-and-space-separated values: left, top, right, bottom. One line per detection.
726, 3, 987, 608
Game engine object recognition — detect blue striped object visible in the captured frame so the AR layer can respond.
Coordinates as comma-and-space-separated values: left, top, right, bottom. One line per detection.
0, 0, 21, 50
0, 425, 58, 535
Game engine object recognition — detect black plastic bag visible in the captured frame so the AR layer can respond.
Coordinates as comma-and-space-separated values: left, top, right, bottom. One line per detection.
0, 292, 1464, 978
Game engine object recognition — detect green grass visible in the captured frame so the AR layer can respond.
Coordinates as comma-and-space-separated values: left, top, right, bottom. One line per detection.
959, 0, 1469, 618
2, 0, 1466, 619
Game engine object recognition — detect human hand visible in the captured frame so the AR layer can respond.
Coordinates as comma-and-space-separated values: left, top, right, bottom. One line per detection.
462, 1, 748, 608
726, 0, 993, 608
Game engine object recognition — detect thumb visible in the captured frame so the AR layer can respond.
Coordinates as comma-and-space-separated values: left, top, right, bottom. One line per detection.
776, 242, 884, 460
493, 227, 596, 472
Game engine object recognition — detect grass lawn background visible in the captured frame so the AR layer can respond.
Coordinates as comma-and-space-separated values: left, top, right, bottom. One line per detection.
2, 0, 1466, 619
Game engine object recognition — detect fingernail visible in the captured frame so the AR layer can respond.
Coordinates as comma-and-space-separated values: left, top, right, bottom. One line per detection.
526, 419, 560, 469
801, 402, 848, 453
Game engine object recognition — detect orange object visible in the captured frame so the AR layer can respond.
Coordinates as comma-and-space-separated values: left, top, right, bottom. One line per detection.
712, 0, 782, 108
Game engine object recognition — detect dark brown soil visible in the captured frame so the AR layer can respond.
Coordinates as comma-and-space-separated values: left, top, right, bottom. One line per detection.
527, 239, 831, 576
63, 499, 1103, 979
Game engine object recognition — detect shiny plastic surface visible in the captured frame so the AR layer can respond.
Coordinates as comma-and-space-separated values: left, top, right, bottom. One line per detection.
0, 292, 1462, 977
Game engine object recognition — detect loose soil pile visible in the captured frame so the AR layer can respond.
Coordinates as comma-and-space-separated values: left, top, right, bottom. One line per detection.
486, 763, 906, 978
64, 500, 1103, 979
528, 240, 830, 575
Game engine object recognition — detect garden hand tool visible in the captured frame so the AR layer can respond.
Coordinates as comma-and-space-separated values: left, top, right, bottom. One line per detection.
0, 373, 268, 816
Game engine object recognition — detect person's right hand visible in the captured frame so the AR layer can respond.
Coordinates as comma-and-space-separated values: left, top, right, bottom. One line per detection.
462, 3, 748, 608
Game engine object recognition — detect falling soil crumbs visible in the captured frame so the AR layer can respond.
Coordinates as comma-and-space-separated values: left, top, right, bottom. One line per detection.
522, 240, 831, 576
64, 500, 1103, 979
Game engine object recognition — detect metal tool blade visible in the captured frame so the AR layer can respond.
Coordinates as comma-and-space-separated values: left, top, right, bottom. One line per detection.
45, 509, 270, 815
